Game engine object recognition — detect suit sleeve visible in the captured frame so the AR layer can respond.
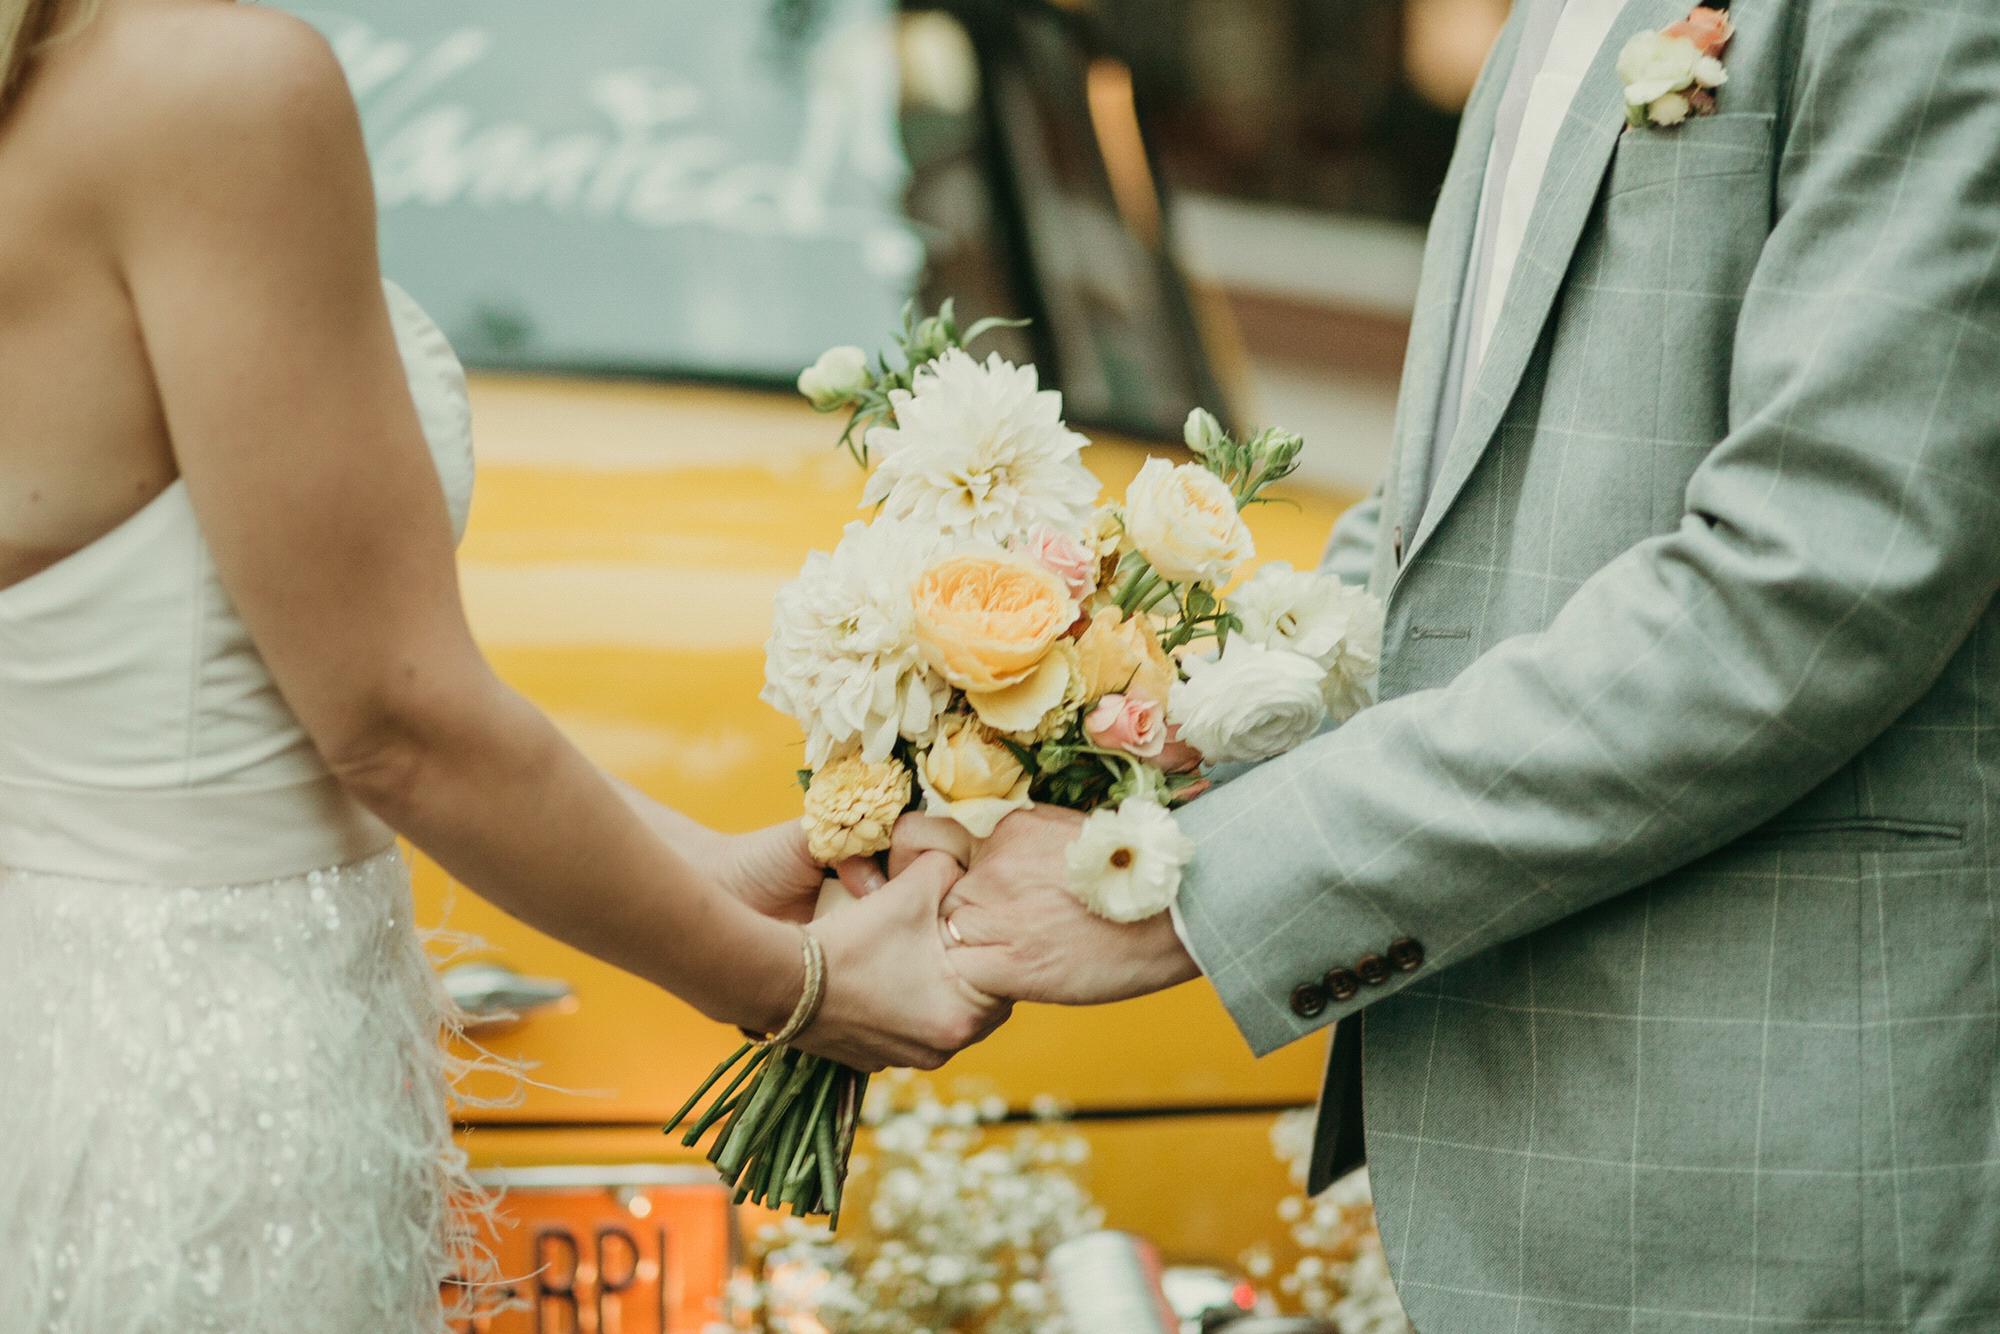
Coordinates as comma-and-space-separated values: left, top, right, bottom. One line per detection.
1317, 480, 1385, 586
1175, 1, 2000, 1055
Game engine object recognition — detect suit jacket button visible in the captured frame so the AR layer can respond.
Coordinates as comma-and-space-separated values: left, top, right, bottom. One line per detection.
1388, 937, 1425, 972
1356, 953, 1391, 986
1323, 967, 1361, 1002
1290, 983, 1328, 1018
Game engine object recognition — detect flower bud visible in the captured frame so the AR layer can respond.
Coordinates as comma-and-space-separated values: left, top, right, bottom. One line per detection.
1183, 407, 1226, 457
907, 317, 952, 364
797, 345, 871, 411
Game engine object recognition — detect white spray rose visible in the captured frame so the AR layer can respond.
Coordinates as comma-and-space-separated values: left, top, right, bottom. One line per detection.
1169, 637, 1329, 764
1616, 31, 1702, 107
797, 345, 871, 411
1122, 458, 1254, 586
1647, 91, 1693, 126
1232, 563, 1384, 720
1064, 796, 1195, 922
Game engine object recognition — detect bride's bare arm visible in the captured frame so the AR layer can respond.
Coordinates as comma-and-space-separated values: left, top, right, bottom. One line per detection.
95, 10, 988, 1069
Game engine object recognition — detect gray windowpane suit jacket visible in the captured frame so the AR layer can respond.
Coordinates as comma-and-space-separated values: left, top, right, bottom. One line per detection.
1172, 0, 2000, 1328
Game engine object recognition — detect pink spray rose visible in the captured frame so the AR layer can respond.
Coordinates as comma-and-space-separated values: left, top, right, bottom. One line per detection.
1023, 526, 1098, 604
1084, 692, 1166, 758
1664, 5, 1732, 56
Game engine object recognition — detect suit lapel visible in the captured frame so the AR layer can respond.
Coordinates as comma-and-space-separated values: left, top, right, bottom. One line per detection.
1385, 10, 1525, 546
1403, 0, 1689, 567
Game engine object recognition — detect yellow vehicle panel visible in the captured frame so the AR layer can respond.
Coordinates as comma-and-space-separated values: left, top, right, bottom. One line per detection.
460, 1114, 1299, 1272
423, 374, 1355, 1125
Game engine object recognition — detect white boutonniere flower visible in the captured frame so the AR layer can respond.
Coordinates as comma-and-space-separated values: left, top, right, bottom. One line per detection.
1618, 6, 1733, 129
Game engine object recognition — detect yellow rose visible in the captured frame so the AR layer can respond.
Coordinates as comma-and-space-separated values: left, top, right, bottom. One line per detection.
1084, 503, 1127, 558
917, 714, 1033, 837
1122, 458, 1254, 585
1074, 606, 1176, 707
914, 552, 1078, 731
1003, 641, 1087, 743
801, 752, 911, 864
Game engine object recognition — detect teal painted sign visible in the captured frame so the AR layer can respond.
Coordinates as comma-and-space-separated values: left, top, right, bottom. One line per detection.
286, 0, 920, 378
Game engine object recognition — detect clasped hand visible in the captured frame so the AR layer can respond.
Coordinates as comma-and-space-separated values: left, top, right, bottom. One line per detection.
890, 806, 1200, 1008
722, 805, 1197, 1076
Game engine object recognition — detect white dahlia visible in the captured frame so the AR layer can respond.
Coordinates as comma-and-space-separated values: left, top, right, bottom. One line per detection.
862, 348, 1098, 546
762, 518, 952, 767
1232, 562, 1385, 720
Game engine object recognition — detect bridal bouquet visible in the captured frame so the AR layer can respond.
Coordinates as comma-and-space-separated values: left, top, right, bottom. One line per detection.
665, 302, 1382, 1220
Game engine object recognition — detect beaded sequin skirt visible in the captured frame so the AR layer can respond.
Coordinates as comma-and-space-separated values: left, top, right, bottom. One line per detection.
0, 848, 497, 1333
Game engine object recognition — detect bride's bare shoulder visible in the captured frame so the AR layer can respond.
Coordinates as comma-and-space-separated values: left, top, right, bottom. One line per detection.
45, 1, 360, 183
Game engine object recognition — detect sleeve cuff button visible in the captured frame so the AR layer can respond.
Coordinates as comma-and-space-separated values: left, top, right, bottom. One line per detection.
1289, 983, 1329, 1018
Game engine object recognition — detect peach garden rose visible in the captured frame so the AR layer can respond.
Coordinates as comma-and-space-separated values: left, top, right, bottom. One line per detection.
913, 551, 1078, 732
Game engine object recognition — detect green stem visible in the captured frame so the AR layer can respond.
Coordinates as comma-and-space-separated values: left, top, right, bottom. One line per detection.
784, 1065, 839, 1191
664, 1041, 751, 1132
828, 1070, 869, 1229
1113, 562, 1160, 614
715, 1048, 797, 1177
681, 1044, 773, 1144
814, 1109, 841, 1220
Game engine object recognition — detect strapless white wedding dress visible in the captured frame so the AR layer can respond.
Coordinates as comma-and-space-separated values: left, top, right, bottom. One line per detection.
0, 283, 494, 1333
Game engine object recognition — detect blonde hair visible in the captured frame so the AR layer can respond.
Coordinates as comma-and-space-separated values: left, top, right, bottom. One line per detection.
1, 0, 98, 114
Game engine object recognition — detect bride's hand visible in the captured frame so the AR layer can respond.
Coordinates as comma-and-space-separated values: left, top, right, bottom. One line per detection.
793, 851, 1010, 1072
715, 820, 887, 924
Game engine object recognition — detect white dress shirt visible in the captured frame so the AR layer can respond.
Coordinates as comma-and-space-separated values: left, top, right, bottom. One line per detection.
1423, 0, 1630, 510
1168, 0, 1631, 972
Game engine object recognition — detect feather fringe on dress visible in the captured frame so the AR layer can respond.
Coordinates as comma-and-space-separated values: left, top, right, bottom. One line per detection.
0, 848, 524, 1333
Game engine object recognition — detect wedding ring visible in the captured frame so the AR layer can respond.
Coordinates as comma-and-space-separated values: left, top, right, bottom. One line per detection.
944, 913, 967, 947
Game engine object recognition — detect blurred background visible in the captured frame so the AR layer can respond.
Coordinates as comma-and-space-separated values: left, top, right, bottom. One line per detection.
276, 0, 1508, 1328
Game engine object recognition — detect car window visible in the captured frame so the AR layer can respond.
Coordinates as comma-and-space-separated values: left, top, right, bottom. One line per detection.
291, 0, 922, 380
289, 0, 1219, 437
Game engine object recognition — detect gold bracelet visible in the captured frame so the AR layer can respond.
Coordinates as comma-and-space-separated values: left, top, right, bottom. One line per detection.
763, 927, 826, 1048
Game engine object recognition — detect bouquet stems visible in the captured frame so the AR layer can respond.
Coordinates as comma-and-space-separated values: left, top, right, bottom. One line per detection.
667, 1040, 867, 1220
667, 878, 870, 1221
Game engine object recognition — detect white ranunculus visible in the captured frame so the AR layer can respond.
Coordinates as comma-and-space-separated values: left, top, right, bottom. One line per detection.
762, 518, 952, 767
1232, 562, 1385, 720
1064, 796, 1195, 923
1616, 31, 1701, 107
1691, 55, 1728, 89
797, 345, 870, 410
1169, 637, 1328, 764
862, 348, 1098, 546
1122, 457, 1255, 586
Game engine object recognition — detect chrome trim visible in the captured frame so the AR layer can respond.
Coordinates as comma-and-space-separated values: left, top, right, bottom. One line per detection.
469, 1163, 726, 1191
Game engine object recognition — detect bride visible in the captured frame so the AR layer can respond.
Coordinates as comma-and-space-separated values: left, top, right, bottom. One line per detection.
0, 0, 1004, 1328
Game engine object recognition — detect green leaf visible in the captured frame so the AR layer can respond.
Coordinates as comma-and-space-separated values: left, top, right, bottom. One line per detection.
796, 768, 815, 792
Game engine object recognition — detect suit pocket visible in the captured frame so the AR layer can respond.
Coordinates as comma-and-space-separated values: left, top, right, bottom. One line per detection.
1743, 815, 1965, 854
1604, 110, 1775, 201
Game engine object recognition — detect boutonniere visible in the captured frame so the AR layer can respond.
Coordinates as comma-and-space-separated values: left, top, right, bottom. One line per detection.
1617, 5, 1733, 128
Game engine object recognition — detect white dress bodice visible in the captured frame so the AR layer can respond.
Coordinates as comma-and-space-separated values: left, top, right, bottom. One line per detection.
0, 281, 498, 1334
0, 282, 475, 885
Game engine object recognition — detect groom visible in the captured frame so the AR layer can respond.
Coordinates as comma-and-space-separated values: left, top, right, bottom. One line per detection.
914, 0, 2000, 1328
